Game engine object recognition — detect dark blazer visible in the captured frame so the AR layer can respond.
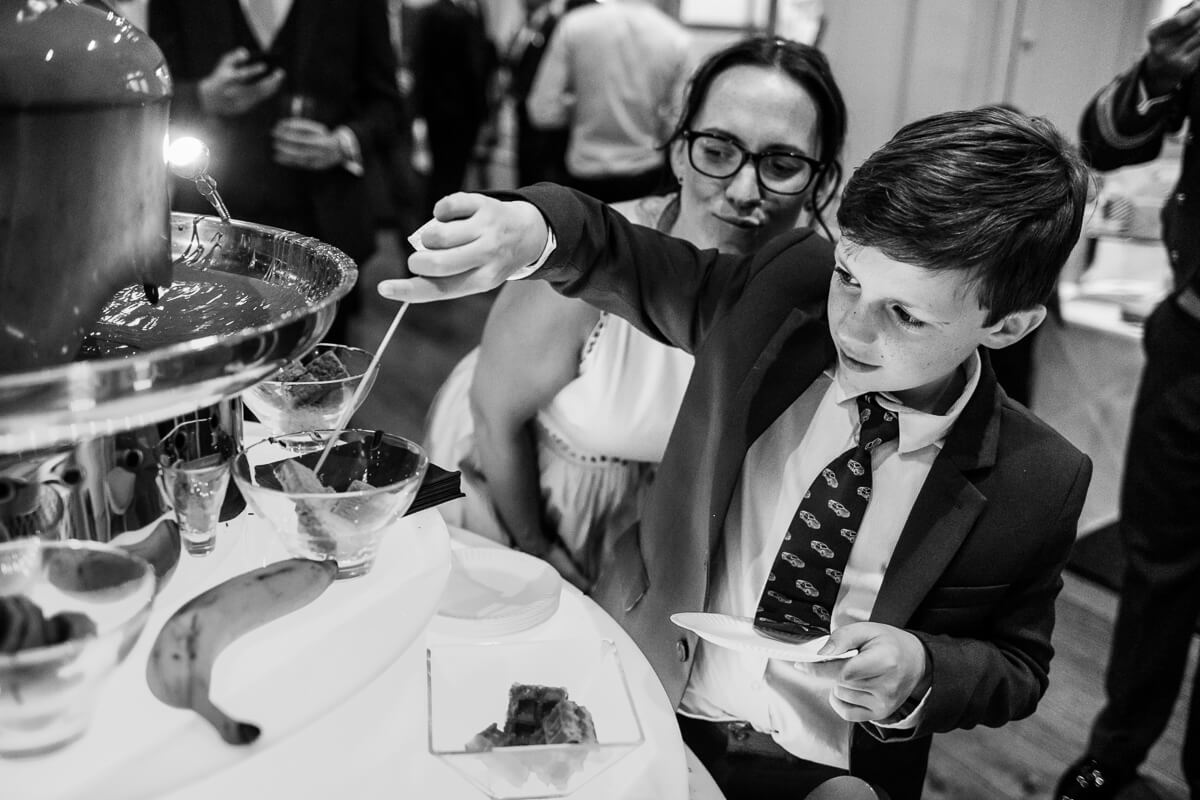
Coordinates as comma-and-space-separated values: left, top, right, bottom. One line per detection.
410, 0, 496, 134
149, 0, 402, 261
506, 0, 595, 185
507, 185, 1092, 799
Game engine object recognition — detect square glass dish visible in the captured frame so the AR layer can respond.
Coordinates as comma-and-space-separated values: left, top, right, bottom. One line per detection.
427, 639, 644, 799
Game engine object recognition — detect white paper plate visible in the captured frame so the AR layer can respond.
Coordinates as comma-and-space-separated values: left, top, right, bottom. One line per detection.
670, 613, 857, 663
434, 547, 561, 637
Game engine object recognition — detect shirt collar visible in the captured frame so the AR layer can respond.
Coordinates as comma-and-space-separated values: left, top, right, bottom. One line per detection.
830, 350, 982, 454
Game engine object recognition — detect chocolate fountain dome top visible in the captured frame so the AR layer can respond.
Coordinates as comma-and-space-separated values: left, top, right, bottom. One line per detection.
0, 0, 170, 110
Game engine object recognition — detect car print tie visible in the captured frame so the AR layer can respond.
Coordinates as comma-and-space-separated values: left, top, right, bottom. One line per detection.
754, 393, 899, 639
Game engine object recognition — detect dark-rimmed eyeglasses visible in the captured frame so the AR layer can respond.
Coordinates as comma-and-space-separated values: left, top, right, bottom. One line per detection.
682, 131, 822, 196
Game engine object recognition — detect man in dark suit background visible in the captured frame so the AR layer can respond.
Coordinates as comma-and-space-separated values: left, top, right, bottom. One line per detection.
505, 0, 594, 187
1057, 3, 1200, 797
149, 0, 403, 344
409, 0, 497, 216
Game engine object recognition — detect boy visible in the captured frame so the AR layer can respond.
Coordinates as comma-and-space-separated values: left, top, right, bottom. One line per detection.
381, 107, 1093, 799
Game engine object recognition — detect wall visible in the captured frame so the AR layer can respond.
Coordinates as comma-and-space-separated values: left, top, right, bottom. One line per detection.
819, 0, 1155, 174
475, 0, 1162, 191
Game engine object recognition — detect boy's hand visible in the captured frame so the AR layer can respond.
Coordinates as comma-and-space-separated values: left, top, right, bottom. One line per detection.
814, 622, 931, 723
377, 193, 550, 303
1145, 1, 1200, 95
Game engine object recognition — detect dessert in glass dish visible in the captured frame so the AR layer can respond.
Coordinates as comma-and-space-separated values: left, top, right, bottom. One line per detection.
241, 344, 376, 436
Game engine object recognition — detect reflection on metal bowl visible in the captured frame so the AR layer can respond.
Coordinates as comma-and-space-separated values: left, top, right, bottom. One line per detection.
0, 213, 356, 454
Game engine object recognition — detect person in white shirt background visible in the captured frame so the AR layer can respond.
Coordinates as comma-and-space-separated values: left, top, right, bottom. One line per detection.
525, 0, 693, 202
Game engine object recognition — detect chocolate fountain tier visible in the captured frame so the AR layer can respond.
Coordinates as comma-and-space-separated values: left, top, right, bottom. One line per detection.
0, 214, 356, 454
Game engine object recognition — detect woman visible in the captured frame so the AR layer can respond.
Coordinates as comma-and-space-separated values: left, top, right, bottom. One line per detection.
425, 35, 847, 590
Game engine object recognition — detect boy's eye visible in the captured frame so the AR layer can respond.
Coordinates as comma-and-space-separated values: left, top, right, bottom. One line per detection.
893, 305, 925, 328
833, 266, 858, 287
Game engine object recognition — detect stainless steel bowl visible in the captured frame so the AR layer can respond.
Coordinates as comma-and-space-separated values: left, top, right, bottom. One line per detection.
0, 213, 356, 455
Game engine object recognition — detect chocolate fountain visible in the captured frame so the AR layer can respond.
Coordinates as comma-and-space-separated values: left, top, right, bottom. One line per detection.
0, 1, 354, 543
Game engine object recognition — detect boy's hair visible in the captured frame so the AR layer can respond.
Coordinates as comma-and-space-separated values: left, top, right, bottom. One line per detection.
837, 106, 1090, 324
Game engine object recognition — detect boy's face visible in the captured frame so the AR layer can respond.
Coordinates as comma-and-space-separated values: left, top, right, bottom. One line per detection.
827, 241, 1043, 413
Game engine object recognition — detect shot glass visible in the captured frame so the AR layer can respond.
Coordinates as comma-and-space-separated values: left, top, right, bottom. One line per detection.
155, 419, 234, 556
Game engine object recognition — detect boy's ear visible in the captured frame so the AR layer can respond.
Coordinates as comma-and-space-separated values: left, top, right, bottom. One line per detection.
982, 304, 1047, 349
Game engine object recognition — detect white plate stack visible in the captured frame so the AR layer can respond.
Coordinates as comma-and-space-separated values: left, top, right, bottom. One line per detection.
434, 547, 562, 638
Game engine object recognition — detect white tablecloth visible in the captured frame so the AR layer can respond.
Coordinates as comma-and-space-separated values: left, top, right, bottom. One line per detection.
166, 522, 696, 799
2, 507, 711, 800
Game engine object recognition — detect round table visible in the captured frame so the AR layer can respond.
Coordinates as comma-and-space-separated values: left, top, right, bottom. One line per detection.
3, 507, 722, 800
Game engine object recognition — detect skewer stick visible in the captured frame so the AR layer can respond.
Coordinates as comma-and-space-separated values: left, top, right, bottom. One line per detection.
312, 301, 410, 475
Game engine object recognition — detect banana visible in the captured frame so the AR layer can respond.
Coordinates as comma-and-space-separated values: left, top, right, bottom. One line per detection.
144, 557, 338, 744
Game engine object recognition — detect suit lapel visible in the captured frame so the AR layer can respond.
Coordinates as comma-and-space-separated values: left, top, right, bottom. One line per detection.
871, 353, 1002, 626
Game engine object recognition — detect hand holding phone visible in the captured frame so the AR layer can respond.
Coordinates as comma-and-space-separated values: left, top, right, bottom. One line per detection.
237, 51, 280, 85
198, 48, 285, 117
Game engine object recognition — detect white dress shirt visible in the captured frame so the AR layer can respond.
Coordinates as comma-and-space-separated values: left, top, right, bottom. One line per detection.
240, 0, 293, 50
525, 0, 692, 178
679, 352, 982, 768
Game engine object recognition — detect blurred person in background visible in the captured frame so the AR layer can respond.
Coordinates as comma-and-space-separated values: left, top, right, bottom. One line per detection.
424, 36, 847, 592
410, 0, 498, 216
525, 0, 692, 203
364, 0, 426, 241
505, 0, 596, 187
1056, 3, 1200, 798
149, 0, 403, 345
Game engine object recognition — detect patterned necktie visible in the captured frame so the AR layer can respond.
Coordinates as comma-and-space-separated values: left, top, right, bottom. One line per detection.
754, 392, 900, 638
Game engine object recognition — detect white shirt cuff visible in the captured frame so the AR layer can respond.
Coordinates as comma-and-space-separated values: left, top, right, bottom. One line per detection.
505, 227, 556, 281
872, 686, 932, 731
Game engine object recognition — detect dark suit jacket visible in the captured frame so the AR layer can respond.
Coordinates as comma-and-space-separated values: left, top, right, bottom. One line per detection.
410, 0, 495, 134
506, 0, 594, 185
507, 185, 1092, 799
149, 0, 402, 261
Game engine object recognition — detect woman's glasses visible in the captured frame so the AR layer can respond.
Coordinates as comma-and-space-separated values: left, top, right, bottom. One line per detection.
683, 131, 822, 196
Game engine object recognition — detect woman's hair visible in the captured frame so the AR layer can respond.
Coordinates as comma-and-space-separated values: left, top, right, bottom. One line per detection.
666, 35, 848, 234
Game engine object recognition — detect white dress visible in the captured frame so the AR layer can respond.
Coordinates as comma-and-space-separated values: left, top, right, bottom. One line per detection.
424, 195, 693, 583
